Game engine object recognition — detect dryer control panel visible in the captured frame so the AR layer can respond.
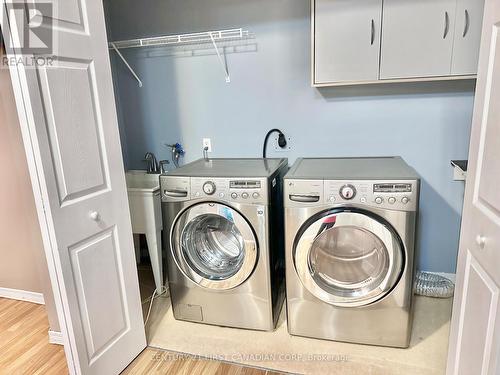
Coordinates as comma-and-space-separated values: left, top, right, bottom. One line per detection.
325, 180, 418, 211
285, 179, 419, 211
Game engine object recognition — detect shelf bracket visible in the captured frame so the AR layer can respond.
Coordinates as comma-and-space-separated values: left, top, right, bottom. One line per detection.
110, 42, 143, 88
209, 32, 231, 83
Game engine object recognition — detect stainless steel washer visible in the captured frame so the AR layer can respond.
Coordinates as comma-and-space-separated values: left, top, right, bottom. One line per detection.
161, 158, 288, 331
284, 157, 420, 347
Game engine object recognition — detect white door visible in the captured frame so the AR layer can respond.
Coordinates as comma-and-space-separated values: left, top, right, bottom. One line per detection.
446, 0, 500, 373
313, 0, 382, 84
1, 1, 146, 374
451, 0, 485, 75
380, 0, 456, 79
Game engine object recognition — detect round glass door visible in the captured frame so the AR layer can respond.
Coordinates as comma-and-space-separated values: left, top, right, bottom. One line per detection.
294, 209, 404, 306
171, 202, 258, 290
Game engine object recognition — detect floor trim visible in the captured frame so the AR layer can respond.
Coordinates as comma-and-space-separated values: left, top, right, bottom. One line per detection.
0, 287, 45, 304
48, 330, 64, 345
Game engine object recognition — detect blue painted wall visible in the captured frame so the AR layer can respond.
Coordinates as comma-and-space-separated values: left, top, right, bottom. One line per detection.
105, 0, 473, 273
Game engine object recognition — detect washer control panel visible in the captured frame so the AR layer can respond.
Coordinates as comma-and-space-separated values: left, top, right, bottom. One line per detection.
191, 177, 267, 204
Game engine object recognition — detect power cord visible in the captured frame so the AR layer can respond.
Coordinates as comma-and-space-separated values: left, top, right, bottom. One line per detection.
262, 128, 287, 158
144, 285, 169, 327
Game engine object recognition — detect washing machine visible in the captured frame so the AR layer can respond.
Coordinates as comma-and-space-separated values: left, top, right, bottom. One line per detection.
284, 157, 419, 347
160, 158, 288, 331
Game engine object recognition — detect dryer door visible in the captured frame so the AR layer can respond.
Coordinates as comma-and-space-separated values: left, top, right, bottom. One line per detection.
294, 208, 404, 307
171, 202, 258, 290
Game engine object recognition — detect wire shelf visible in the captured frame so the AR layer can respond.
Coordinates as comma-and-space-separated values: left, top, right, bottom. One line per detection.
109, 28, 251, 50
109, 28, 253, 86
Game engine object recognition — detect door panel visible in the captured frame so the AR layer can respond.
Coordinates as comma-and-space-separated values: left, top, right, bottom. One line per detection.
70, 228, 128, 362
451, 0, 485, 75
447, 0, 500, 373
477, 29, 500, 213
38, 60, 109, 204
2, 0, 146, 374
380, 0, 456, 79
314, 0, 382, 84
29, 0, 85, 32
455, 254, 498, 375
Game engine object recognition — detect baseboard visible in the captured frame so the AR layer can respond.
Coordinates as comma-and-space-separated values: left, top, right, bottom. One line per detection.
0, 287, 45, 304
48, 330, 64, 345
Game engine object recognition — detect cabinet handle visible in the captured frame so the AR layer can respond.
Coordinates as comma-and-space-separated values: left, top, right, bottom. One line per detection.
370, 19, 375, 45
463, 9, 470, 37
443, 11, 450, 39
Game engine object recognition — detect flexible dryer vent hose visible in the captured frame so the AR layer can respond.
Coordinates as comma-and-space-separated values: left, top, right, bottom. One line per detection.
414, 271, 454, 298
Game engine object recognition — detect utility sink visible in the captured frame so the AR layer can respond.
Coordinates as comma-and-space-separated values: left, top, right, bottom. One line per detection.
125, 170, 160, 193
125, 170, 163, 294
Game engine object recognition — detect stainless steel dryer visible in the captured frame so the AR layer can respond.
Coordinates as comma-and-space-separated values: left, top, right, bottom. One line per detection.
284, 157, 419, 347
161, 158, 288, 331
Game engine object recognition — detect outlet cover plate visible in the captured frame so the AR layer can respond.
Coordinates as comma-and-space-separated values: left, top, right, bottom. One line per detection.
202, 138, 212, 152
274, 136, 292, 152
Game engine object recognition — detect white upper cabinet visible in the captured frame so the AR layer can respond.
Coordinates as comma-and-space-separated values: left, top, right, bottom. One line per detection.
380, 0, 457, 79
312, 0, 484, 86
313, 0, 383, 84
451, 0, 485, 75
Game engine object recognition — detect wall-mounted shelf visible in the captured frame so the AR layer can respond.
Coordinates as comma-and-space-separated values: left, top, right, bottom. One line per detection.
109, 28, 252, 86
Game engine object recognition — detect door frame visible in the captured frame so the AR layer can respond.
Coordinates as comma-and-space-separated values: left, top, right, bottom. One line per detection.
0, 2, 129, 373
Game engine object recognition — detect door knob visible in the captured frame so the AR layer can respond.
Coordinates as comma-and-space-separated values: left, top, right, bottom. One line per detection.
475, 235, 486, 249
89, 211, 100, 221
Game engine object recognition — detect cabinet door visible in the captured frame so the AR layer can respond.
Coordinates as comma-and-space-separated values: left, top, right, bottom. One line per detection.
314, 0, 382, 84
380, 0, 456, 79
451, 0, 485, 75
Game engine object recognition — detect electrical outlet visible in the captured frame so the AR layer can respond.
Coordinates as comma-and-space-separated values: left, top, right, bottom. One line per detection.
202, 138, 212, 152
274, 135, 292, 151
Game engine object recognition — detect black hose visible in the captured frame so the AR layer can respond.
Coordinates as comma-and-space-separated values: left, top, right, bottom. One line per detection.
262, 128, 286, 158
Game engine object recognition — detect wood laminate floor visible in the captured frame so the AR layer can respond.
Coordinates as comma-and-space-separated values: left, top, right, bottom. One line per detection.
0, 298, 67, 375
0, 298, 282, 375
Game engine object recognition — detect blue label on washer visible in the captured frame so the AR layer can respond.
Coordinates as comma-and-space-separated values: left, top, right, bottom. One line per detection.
220, 206, 234, 222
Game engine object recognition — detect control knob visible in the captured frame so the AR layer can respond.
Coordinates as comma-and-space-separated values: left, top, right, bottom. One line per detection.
339, 184, 356, 200
401, 196, 410, 204
375, 197, 383, 204
202, 181, 216, 195
388, 197, 396, 204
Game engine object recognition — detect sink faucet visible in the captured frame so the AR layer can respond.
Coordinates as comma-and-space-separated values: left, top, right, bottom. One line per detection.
144, 152, 159, 174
